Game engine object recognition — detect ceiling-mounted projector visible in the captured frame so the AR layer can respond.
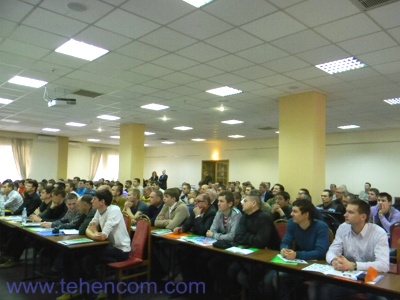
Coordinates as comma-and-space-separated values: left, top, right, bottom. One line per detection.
48, 98, 76, 108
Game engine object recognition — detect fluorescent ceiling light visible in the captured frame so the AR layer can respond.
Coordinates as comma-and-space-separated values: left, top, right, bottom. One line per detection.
42, 128, 60, 132
218, 104, 225, 112
383, 98, 400, 105
162, 115, 168, 121
144, 144, 149, 147
228, 135, 245, 138
221, 120, 243, 125
182, 0, 214, 8
141, 103, 169, 111
174, 126, 193, 131
0, 98, 13, 105
8, 75, 47, 88
66, 122, 86, 127
275, 131, 280, 134
162, 141, 175, 144
55, 39, 109, 61
1, 119, 19, 123
315, 57, 366, 75
338, 125, 360, 130
97, 115, 120, 121
192, 138, 205, 142
206, 86, 242, 97
87, 139, 100, 142
145, 132, 155, 136
110, 135, 120, 139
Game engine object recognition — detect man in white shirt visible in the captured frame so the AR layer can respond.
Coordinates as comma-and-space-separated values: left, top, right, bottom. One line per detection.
309, 199, 389, 300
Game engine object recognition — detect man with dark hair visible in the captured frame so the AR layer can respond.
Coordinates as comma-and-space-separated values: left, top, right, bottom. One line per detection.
132, 177, 143, 196
77, 195, 95, 235
266, 183, 285, 206
309, 199, 389, 300
159, 170, 168, 190
2, 182, 23, 213
83, 189, 131, 280
359, 182, 371, 202
262, 199, 330, 300
76, 180, 87, 197
111, 183, 126, 211
31, 187, 67, 222
141, 186, 152, 204
370, 192, 400, 236
30, 185, 54, 221
271, 191, 292, 221
55, 181, 66, 189
13, 179, 41, 216
368, 188, 380, 207
85, 180, 96, 196
155, 188, 189, 230
124, 180, 132, 193
180, 183, 191, 205
317, 189, 345, 214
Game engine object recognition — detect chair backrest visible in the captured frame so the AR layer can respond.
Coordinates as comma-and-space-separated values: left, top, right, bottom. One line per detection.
123, 215, 132, 235
390, 222, 400, 248
274, 219, 288, 241
320, 211, 344, 234
130, 215, 151, 260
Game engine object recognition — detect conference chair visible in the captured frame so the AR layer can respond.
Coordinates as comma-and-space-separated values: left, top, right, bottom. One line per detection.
106, 214, 151, 300
274, 219, 288, 241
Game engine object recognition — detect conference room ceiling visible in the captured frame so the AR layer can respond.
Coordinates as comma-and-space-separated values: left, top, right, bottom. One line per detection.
0, 0, 400, 146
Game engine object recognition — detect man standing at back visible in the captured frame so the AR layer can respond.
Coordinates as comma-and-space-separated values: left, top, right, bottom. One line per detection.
159, 170, 168, 190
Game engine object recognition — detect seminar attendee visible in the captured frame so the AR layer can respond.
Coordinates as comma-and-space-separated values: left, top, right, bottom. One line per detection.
359, 182, 371, 203
13, 179, 41, 216
146, 190, 164, 226
154, 188, 189, 230
111, 184, 126, 211
309, 199, 389, 300
122, 188, 148, 225
2, 182, 23, 214
271, 191, 292, 221
370, 192, 400, 236
368, 188, 380, 207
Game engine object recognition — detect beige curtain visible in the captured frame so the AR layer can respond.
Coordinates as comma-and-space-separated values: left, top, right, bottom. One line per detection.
88, 147, 104, 180
11, 138, 33, 179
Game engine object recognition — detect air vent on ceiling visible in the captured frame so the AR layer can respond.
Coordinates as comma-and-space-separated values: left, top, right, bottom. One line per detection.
72, 89, 103, 98
349, 0, 399, 10
258, 126, 275, 131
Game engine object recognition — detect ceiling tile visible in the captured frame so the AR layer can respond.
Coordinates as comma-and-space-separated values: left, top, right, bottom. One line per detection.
42, 52, 89, 69
206, 55, 254, 72
132, 63, 174, 78
367, 1, 400, 29
75, 26, 132, 51
267, 0, 305, 9
285, 0, 360, 27
95, 9, 160, 39
204, 0, 277, 26
387, 27, 400, 43
205, 29, 264, 53
373, 61, 400, 75
256, 74, 296, 87
182, 65, 224, 79
233, 66, 276, 80
151, 54, 199, 71
208, 73, 247, 86
358, 46, 400, 66
116, 71, 153, 84
40, 0, 114, 23
96, 53, 144, 70
314, 13, 381, 43
296, 45, 350, 65
0, 18, 17, 37
0, 0, 33, 22
116, 41, 168, 62
271, 30, 331, 54
236, 43, 289, 64
176, 42, 228, 63
0, 51, 36, 69
160, 72, 200, 85
23, 7, 88, 37
141, 79, 178, 90
241, 11, 306, 42
0, 39, 51, 59
338, 31, 397, 55
168, 10, 232, 40
121, 0, 193, 25
139, 27, 197, 52
263, 56, 310, 73
8, 25, 68, 50
285, 66, 326, 81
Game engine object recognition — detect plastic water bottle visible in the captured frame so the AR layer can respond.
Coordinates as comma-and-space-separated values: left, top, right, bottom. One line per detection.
22, 207, 27, 223
0, 198, 4, 217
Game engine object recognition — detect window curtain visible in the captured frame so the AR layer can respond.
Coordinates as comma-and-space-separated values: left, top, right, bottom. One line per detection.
88, 147, 104, 181
11, 138, 33, 179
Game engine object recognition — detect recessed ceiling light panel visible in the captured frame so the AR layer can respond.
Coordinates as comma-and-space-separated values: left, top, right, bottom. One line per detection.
87, 139, 100, 142
315, 57, 366, 75
383, 98, 400, 105
66, 122, 87, 127
192, 138, 205, 142
182, 0, 214, 8
228, 135, 245, 138
221, 120, 243, 125
161, 141, 175, 144
338, 125, 360, 130
8, 76, 48, 88
110, 135, 120, 139
55, 39, 109, 61
97, 115, 120, 121
0, 98, 13, 105
174, 126, 193, 131
42, 128, 60, 132
145, 132, 155, 135
141, 103, 169, 111
206, 86, 242, 97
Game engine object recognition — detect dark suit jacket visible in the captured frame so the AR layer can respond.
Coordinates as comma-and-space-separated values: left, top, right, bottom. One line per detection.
159, 174, 168, 189
182, 205, 217, 236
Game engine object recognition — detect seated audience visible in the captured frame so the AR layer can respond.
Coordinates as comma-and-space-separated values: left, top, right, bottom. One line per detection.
2, 181, 23, 214
370, 192, 400, 236
155, 188, 189, 230
271, 191, 292, 221
146, 190, 164, 226
122, 188, 148, 225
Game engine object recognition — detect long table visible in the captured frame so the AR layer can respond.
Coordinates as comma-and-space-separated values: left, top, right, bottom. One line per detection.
151, 228, 400, 299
